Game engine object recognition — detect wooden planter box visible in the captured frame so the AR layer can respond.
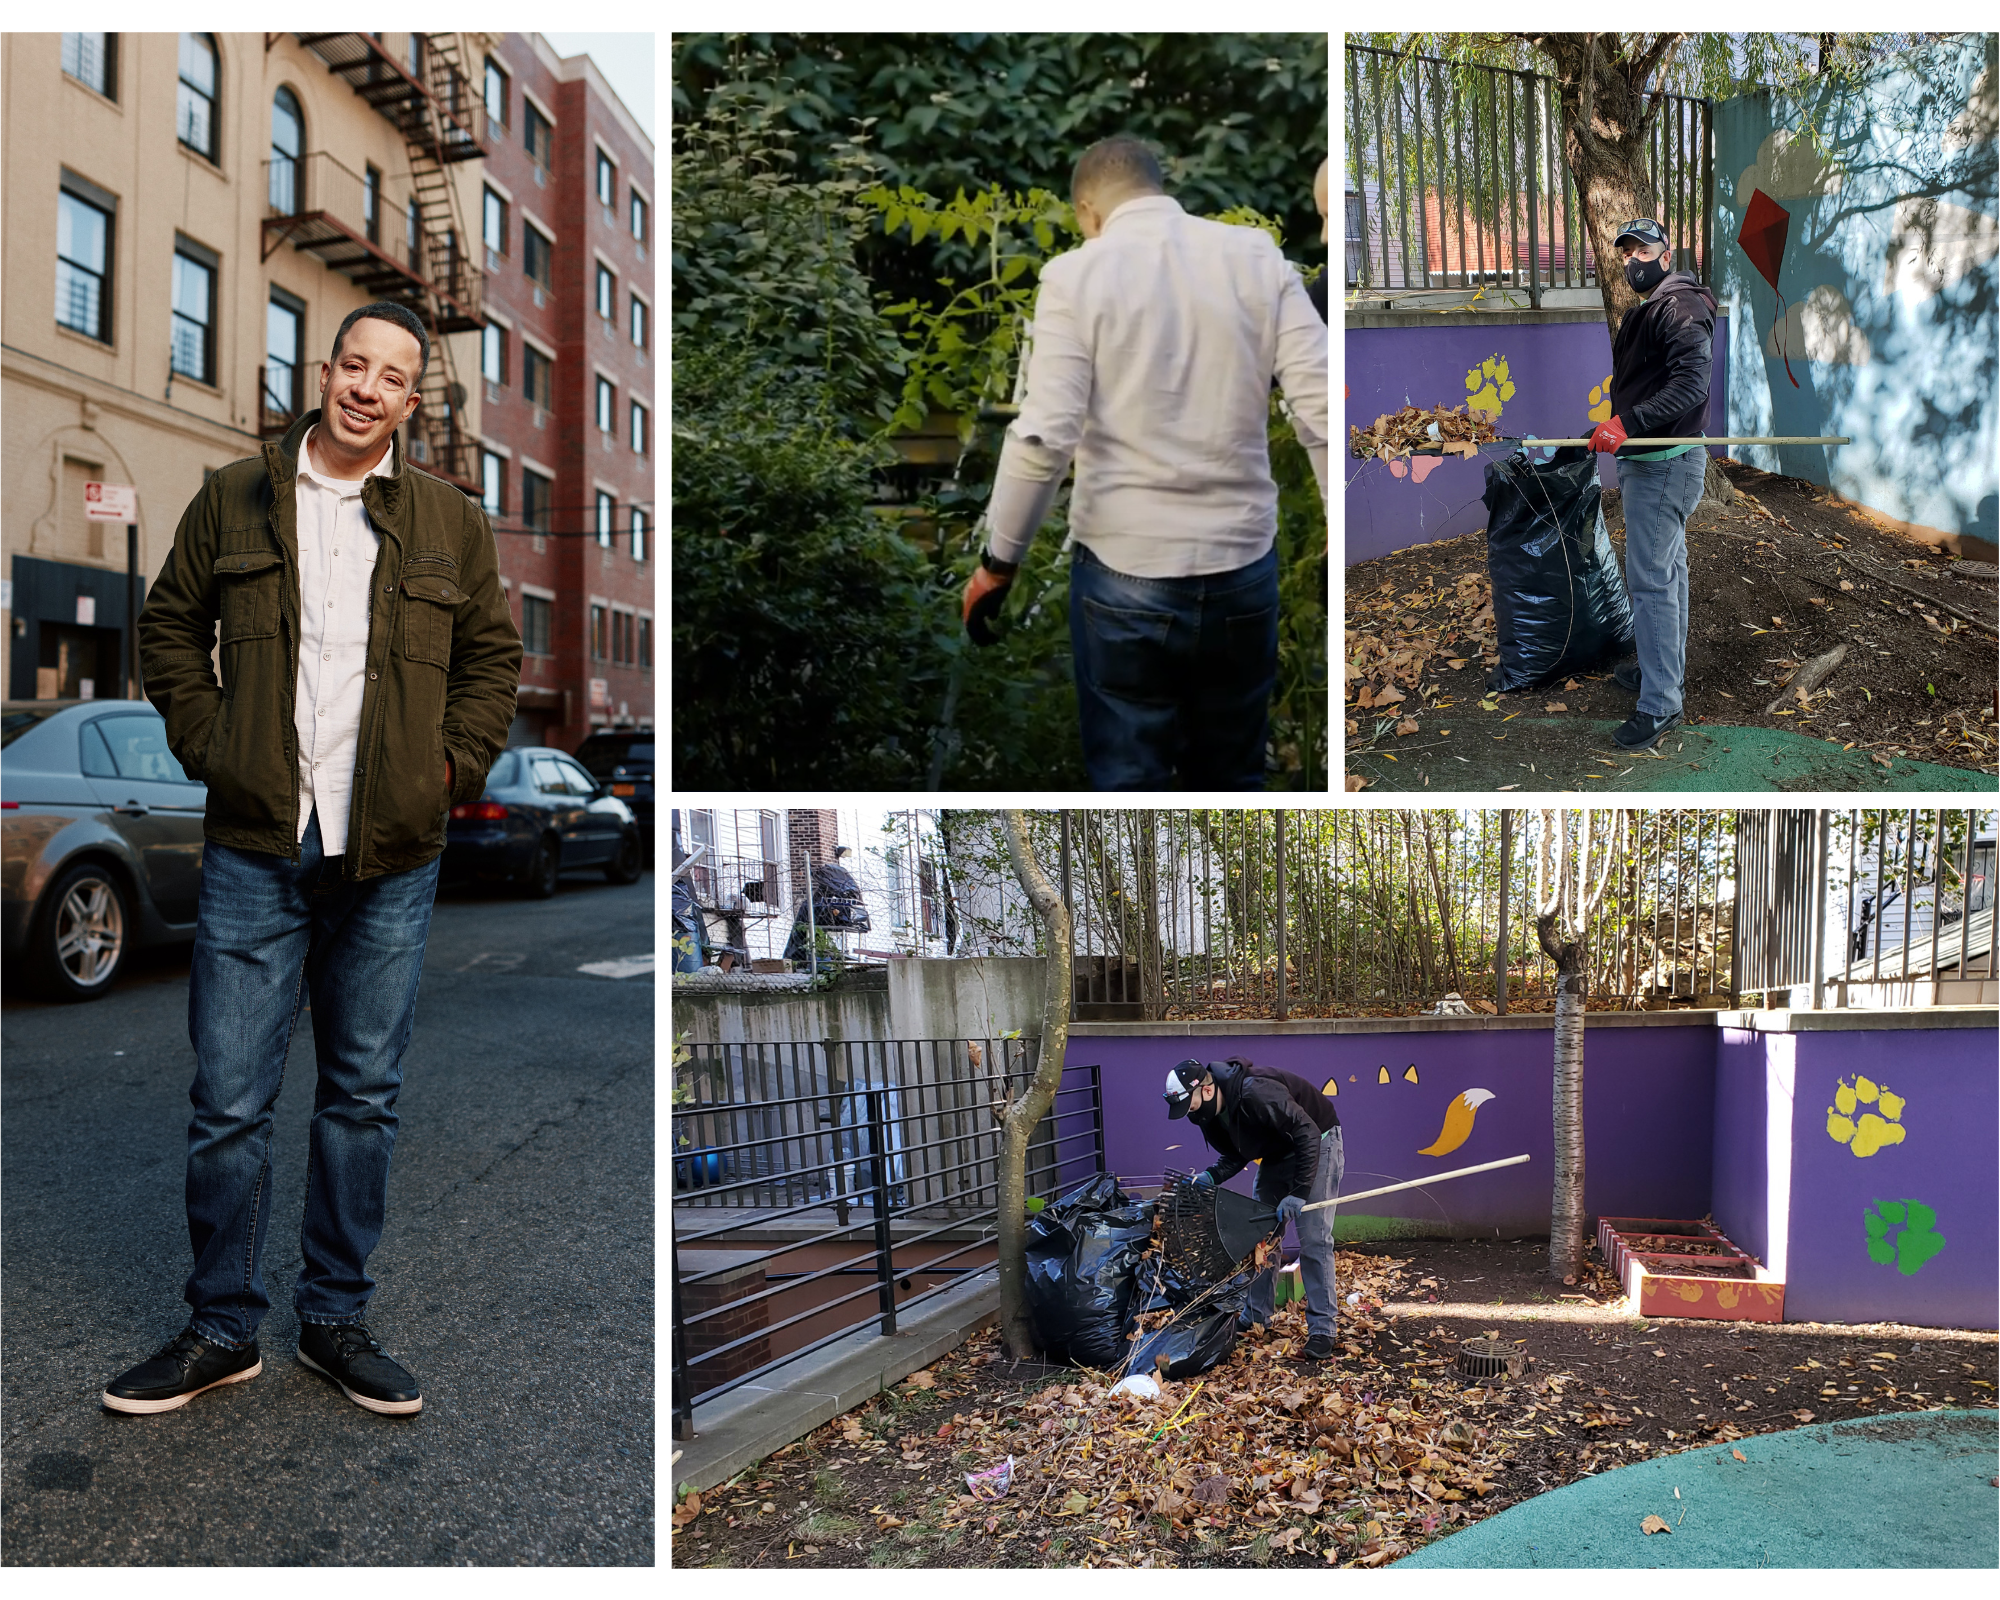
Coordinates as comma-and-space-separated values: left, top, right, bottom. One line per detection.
1599, 1216, 1786, 1322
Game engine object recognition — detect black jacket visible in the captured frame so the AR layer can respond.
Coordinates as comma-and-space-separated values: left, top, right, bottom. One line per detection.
1608, 271, 1717, 455
1189, 1058, 1335, 1199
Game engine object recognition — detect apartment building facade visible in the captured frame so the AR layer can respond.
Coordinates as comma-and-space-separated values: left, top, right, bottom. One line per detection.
1, 31, 488, 702
474, 34, 654, 749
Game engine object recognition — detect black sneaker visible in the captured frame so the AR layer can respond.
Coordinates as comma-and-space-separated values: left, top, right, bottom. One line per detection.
1613, 709, 1683, 750
1611, 659, 1643, 693
297, 1322, 423, 1415
102, 1327, 261, 1414
1299, 1335, 1337, 1363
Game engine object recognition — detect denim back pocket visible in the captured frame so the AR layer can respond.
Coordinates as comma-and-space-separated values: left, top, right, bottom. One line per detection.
1080, 598, 1179, 704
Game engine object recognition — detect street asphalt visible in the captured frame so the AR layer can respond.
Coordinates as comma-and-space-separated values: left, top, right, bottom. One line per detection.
1, 868, 656, 1565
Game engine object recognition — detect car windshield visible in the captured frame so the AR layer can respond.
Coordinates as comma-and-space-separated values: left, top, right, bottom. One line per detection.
574, 739, 653, 777
1, 708, 57, 749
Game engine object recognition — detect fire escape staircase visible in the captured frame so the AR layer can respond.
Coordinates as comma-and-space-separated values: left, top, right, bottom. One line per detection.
267, 32, 487, 490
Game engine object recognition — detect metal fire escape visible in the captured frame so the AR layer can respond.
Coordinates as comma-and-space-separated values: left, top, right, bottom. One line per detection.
265, 33, 486, 491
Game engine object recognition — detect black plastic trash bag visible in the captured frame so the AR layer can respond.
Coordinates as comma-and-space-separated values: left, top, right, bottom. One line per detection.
1023, 1175, 1155, 1370
1483, 446, 1635, 691
1127, 1308, 1240, 1382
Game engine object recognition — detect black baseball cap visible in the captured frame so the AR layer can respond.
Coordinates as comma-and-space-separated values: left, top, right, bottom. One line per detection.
1614, 217, 1668, 249
1164, 1059, 1209, 1120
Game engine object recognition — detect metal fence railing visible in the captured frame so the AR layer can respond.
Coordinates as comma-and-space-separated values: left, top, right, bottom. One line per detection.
939, 809, 1998, 1018
1344, 42, 1712, 300
671, 1037, 1103, 1437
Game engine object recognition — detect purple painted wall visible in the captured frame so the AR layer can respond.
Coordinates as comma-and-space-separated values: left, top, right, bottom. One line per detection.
1344, 314, 1729, 564
1781, 1029, 1998, 1330
1710, 1028, 1783, 1268
1061, 1022, 1715, 1238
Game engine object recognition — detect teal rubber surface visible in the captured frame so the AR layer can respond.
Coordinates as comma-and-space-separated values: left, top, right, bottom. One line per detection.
1399, 1410, 1998, 1568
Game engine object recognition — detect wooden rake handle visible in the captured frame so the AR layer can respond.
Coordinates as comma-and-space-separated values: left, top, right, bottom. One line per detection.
1300, 1152, 1531, 1214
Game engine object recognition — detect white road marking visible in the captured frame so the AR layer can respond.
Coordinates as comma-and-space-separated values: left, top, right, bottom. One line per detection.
578, 954, 655, 980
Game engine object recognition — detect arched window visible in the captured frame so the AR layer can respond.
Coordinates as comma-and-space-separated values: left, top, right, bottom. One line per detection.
177, 33, 218, 162
270, 87, 303, 213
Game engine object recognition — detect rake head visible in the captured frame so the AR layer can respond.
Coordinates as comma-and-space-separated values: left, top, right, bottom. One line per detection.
1157, 1169, 1280, 1284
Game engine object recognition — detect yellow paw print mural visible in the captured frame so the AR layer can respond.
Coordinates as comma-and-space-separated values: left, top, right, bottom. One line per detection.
1826, 1075, 1907, 1158
1465, 355, 1516, 419
1586, 372, 1615, 423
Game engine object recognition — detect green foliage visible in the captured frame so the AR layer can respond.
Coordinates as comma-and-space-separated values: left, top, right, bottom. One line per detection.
671, 339, 946, 786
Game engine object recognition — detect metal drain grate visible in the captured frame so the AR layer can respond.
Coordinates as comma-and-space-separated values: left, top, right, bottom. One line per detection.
1456, 1337, 1527, 1380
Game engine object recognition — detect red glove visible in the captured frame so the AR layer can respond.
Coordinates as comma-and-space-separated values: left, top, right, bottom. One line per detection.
1587, 414, 1629, 454
961, 556, 1016, 647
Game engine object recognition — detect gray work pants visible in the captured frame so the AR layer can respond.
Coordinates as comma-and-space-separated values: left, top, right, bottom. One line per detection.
1245, 1125, 1344, 1340
1618, 450, 1707, 719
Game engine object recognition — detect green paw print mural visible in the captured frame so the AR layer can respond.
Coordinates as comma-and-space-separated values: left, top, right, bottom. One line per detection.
1464, 355, 1515, 419
1827, 1074, 1906, 1157
1864, 1199, 1946, 1276
1586, 372, 1615, 423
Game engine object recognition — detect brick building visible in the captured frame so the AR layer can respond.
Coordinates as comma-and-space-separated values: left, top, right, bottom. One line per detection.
472, 35, 654, 749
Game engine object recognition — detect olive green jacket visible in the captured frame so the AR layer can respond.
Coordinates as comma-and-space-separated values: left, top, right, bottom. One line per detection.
138, 410, 522, 880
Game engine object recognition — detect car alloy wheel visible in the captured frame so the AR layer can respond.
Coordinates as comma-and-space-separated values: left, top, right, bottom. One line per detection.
605, 830, 643, 885
36, 862, 130, 1000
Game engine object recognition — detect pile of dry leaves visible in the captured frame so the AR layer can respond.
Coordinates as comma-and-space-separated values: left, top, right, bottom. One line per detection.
1345, 571, 1499, 742
1351, 406, 1502, 460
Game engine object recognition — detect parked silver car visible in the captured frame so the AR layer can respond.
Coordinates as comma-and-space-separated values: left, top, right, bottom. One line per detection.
2, 699, 206, 1000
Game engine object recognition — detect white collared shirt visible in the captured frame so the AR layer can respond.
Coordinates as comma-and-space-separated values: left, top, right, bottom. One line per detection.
292, 426, 388, 852
986, 194, 1329, 578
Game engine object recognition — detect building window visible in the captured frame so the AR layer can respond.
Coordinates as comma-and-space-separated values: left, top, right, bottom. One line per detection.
594, 376, 613, 434
62, 33, 116, 99
630, 400, 647, 455
521, 592, 552, 655
363, 164, 381, 244
407, 195, 422, 273
483, 57, 508, 129
265, 289, 304, 430
56, 181, 114, 343
522, 345, 551, 410
631, 507, 647, 562
480, 450, 504, 516
596, 262, 613, 321
596, 150, 614, 207
171, 241, 216, 384
407, 32, 425, 80
523, 224, 552, 289
483, 186, 507, 255
481, 321, 506, 385
522, 468, 551, 534
270, 87, 303, 213
638, 615, 652, 670
177, 33, 218, 162
595, 490, 613, 549
524, 103, 551, 173
630, 189, 647, 244
590, 602, 607, 658
630, 294, 647, 349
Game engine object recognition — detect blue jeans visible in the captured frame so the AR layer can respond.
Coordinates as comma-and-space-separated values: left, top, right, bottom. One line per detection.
1618, 451, 1707, 718
1069, 543, 1278, 790
183, 809, 440, 1349
1245, 1126, 1344, 1340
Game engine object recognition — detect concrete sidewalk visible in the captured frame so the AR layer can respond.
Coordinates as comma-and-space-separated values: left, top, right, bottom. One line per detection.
673, 1269, 999, 1493
1400, 1409, 1999, 1567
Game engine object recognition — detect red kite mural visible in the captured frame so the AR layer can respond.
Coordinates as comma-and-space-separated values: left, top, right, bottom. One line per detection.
1739, 188, 1801, 388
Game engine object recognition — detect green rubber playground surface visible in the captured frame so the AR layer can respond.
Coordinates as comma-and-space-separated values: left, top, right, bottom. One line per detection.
1354, 718, 1997, 793
1399, 1409, 1999, 1568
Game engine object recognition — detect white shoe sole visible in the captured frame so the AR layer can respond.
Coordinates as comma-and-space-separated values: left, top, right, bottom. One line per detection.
101, 1357, 262, 1414
297, 1347, 423, 1414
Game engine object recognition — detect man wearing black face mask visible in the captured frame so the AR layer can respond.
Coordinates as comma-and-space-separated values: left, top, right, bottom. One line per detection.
1588, 218, 1718, 752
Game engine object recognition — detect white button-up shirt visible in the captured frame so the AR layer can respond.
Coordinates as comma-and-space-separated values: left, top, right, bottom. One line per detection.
292, 426, 388, 853
986, 194, 1329, 578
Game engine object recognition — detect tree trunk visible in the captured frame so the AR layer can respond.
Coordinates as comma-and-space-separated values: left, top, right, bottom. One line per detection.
1539, 912, 1589, 1281
995, 808, 1072, 1361
1531, 33, 1684, 339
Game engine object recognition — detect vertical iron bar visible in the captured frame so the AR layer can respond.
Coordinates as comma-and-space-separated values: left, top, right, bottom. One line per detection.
1451, 67, 1471, 288
867, 1089, 897, 1336
1899, 808, 1917, 984
1496, 809, 1512, 1013
1089, 1062, 1107, 1175
1956, 811, 1973, 985
671, 1232, 694, 1439
1928, 810, 1944, 996
1412, 61, 1429, 287
1371, 52, 1393, 290
1524, 71, 1542, 306
1351, 49, 1372, 289
1869, 812, 1886, 984
1393, 64, 1414, 290
1275, 811, 1289, 1021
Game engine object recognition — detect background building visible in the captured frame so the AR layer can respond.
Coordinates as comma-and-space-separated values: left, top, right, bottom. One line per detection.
476, 34, 654, 748
2, 31, 655, 749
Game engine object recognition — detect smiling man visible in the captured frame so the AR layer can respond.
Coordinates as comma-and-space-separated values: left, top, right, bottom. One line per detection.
121, 303, 521, 1417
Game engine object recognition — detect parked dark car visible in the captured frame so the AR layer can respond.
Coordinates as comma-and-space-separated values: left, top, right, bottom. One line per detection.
2, 699, 207, 1000
442, 745, 644, 898
571, 730, 653, 863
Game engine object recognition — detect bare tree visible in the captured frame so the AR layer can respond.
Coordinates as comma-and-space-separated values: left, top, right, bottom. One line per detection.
1536, 810, 1622, 1281
994, 808, 1073, 1360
